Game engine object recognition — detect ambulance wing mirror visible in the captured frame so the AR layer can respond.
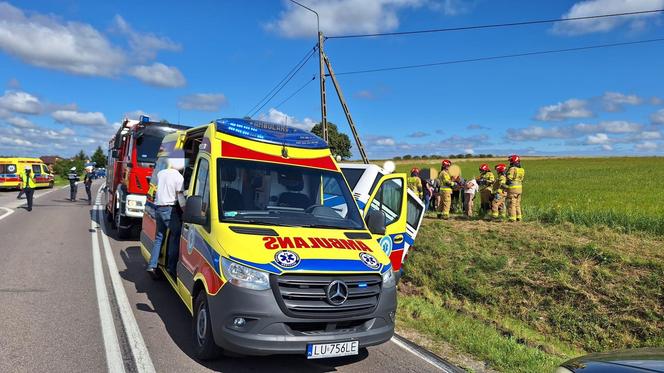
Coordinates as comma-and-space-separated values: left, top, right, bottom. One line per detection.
365, 210, 386, 235
182, 195, 206, 225
111, 149, 118, 158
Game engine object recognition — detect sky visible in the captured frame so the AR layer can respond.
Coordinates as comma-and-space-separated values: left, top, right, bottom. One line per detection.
0, 0, 663, 159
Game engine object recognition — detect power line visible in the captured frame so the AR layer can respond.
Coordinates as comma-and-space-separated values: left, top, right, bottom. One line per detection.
248, 48, 317, 118
326, 8, 664, 39
274, 75, 317, 110
245, 45, 317, 117
330, 37, 664, 76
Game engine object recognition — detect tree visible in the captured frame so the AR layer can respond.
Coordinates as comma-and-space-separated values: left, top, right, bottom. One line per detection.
393, 156, 402, 161
403, 155, 412, 160
91, 146, 107, 168
311, 122, 352, 160
74, 150, 87, 161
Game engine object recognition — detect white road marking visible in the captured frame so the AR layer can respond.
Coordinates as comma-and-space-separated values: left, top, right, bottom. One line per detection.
91, 202, 126, 373
0, 207, 14, 221
391, 335, 454, 372
95, 189, 156, 373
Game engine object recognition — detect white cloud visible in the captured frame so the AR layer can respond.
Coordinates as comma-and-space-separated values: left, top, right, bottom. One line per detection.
651, 97, 664, 105
5, 116, 36, 128
552, 0, 664, 35
0, 2, 125, 76
464, 148, 475, 154
129, 63, 186, 88
429, 0, 474, 15
257, 108, 316, 130
587, 132, 610, 144
601, 144, 614, 151
376, 137, 396, 146
635, 141, 659, 151
178, 93, 228, 112
601, 91, 643, 112
0, 90, 42, 114
111, 15, 181, 61
574, 120, 642, 133
639, 131, 662, 139
535, 99, 593, 121
355, 90, 375, 100
506, 125, 573, 141
266, 0, 424, 38
52, 110, 108, 126
408, 131, 429, 138
652, 109, 664, 124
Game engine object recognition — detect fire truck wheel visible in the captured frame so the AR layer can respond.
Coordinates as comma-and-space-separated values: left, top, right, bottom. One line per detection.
192, 291, 222, 360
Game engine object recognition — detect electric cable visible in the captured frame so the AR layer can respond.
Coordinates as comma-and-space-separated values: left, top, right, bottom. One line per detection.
326, 8, 664, 39
274, 75, 317, 110
331, 37, 664, 76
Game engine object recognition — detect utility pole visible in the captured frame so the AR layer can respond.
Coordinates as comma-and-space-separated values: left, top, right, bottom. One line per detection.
318, 31, 328, 142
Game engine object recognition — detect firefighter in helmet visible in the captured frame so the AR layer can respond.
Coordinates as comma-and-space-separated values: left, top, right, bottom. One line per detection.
476, 163, 495, 216
506, 155, 525, 221
437, 160, 455, 219
407, 167, 423, 199
491, 163, 508, 220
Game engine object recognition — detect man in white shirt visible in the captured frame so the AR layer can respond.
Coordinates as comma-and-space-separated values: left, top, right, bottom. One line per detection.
147, 159, 185, 277
464, 178, 479, 218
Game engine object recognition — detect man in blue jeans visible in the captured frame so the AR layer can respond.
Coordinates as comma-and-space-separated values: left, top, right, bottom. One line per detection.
147, 159, 184, 277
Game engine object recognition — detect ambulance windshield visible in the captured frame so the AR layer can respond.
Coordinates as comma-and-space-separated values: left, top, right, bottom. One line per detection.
217, 159, 365, 230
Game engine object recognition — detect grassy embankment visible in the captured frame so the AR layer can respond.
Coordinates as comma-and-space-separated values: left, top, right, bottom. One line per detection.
389, 157, 664, 372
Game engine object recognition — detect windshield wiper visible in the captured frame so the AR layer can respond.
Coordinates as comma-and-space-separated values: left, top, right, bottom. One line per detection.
223, 218, 299, 227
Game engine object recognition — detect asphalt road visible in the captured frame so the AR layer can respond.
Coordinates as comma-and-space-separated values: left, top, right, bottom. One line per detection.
0, 182, 451, 373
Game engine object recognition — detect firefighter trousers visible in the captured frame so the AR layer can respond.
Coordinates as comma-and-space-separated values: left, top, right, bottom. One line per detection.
507, 189, 522, 221
491, 192, 506, 218
438, 190, 452, 218
480, 189, 492, 214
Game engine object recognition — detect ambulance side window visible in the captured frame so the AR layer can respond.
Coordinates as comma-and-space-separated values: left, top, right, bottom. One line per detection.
369, 178, 403, 226
193, 158, 210, 216
42, 165, 49, 174
32, 165, 41, 174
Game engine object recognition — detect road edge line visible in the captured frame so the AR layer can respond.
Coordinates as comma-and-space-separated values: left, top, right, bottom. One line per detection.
95, 188, 156, 373
91, 202, 126, 373
0, 207, 14, 221
391, 333, 464, 373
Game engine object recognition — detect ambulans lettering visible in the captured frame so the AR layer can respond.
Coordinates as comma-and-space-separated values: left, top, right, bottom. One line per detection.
262, 237, 372, 252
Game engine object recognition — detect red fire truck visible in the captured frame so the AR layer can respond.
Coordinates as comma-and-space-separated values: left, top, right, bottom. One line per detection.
106, 116, 189, 238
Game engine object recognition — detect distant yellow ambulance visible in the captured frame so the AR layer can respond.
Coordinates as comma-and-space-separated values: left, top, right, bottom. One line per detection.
0, 158, 54, 189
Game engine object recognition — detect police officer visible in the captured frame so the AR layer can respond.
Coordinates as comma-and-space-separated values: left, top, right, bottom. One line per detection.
83, 166, 94, 205
506, 155, 525, 222
407, 168, 423, 199
477, 163, 495, 216
437, 159, 456, 219
21, 166, 36, 211
491, 164, 508, 220
67, 167, 80, 201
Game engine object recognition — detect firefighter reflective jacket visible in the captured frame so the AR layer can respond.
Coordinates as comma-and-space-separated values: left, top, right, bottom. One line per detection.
478, 171, 495, 192
507, 166, 525, 190
493, 173, 508, 195
407, 176, 423, 199
438, 170, 454, 192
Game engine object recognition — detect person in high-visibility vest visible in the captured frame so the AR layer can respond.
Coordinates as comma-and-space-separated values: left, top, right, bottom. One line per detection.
437, 159, 456, 219
476, 163, 495, 216
21, 166, 36, 211
506, 155, 525, 221
491, 163, 508, 220
67, 167, 79, 201
407, 168, 423, 199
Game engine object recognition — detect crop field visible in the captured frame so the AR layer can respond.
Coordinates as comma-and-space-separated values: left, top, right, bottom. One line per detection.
387, 157, 664, 372
392, 157, 664, 235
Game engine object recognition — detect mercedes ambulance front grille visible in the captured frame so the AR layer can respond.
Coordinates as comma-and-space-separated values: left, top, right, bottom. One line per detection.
271, 274, 382, 319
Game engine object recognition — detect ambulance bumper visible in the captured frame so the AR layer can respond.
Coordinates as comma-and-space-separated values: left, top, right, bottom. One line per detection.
208, 281, 397, 356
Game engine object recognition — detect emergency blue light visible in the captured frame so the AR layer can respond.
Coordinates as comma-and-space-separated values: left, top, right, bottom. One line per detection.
215, 118, 328, 149
140, 115, 150, 123
358, 282, 368, 288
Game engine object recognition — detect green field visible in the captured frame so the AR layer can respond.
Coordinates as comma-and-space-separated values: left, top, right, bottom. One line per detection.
387, 157, 664, 372
393, 157, 664, 235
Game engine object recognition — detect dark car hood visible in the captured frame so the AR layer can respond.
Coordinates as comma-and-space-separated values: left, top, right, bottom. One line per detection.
564, 348, 664, 372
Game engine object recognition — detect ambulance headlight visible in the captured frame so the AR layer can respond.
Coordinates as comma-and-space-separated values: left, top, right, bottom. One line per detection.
381, 269, 396, 288
221, 258, 270, 291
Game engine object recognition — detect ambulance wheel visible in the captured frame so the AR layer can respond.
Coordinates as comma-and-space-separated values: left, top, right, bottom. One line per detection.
192, 292, 222, 360
48, 181, 54, 188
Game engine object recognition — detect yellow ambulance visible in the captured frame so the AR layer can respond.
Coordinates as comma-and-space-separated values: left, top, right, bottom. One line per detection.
141, 118, 397, 360
0, 157, 54, 189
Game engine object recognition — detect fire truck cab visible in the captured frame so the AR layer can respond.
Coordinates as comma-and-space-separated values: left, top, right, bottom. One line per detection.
106, 116, 189, 238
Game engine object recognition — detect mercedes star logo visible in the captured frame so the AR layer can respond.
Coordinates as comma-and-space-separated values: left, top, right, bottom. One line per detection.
326, 280, 349, 306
